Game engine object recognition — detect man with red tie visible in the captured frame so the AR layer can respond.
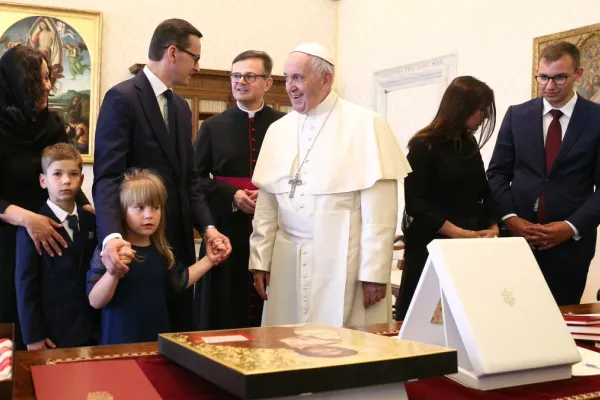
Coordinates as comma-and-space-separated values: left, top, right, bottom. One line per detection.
193, 50, 285, 329
488, 41, 600, 305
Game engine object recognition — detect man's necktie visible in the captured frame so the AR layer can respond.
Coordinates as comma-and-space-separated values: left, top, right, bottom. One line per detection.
163, 89, 176, 135
537, 109, 563, 223
66, 214, 79, 235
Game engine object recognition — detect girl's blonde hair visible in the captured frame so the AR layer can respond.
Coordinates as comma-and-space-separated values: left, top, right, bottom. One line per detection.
119, 168, 175, 269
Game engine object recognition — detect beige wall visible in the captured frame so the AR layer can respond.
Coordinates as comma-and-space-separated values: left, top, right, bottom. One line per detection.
337, 0, 600, 163
336, 0, 600, 303
8, 0, 336, 202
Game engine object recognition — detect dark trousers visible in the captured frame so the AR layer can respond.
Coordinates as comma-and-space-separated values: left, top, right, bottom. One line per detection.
165, 218, 194, 333
525, 215, 594, 306
194, 211, 263, 330
533, 240, 592, 306
395, 236, 430, 322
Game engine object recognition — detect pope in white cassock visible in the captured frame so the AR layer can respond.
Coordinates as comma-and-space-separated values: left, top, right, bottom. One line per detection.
249, 43, 411, 326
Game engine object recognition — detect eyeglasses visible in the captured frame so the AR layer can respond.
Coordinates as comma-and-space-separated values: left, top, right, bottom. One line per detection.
164, 44, 201, 64
229, 72, 267, 83
535, 73, 574, 85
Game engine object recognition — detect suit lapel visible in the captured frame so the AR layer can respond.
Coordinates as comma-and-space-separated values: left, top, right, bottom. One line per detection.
551, 96, 590, 175
528, 98, 547, 175
174, 99, 188, 177
40, 203, 72, 247
134, 72, 181, 173
75, 205, 89, 273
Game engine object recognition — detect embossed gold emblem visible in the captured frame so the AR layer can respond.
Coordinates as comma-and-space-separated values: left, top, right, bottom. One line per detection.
501, 289, 515, 306
87, 392, 113, 400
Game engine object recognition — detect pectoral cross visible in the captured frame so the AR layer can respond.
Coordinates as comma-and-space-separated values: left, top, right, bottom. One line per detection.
288, 175, 303, 199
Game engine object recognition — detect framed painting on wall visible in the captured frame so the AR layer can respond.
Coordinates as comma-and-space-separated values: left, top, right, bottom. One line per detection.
533, 22, 600, 104
0, 2, 102, 163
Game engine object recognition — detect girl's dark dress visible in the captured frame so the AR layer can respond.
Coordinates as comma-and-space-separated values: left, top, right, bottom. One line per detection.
395, 136, 497, 321
87, 244, 189, 345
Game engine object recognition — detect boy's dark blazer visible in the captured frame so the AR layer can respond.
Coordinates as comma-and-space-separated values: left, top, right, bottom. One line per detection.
15, 202, 98, 347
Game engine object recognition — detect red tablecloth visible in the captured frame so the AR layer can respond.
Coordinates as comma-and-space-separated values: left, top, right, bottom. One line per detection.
136, 354, 600, 400
407, 375, 600, 399
137, 356, 237, 400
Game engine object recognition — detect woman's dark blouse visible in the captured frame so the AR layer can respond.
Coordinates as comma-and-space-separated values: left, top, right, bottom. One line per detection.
86, 244, 189, 345
403, 137, 497, 238
0, 147, 56, 213
0, 136, 88, 214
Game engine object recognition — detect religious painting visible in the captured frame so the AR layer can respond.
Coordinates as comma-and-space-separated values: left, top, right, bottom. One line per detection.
0, 2, 102, 163
532, 23, 600, 104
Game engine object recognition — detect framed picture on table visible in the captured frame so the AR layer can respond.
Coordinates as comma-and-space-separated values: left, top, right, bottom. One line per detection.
0, 2, 102, 163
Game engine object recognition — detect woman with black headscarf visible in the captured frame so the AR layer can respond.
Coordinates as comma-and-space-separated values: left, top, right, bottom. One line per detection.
0, 45, 91, 346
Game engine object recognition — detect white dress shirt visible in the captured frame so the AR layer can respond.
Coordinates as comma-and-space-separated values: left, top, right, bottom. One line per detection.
502, 91, 580, 238
46, 199, 79, 241
144, 65, 171, 124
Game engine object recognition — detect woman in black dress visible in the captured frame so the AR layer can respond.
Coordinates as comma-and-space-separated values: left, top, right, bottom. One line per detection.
395, 76, 498, 321
0, 45, 91, 345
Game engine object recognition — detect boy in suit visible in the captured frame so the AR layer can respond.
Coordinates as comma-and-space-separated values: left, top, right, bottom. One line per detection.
16, 143, 98, 350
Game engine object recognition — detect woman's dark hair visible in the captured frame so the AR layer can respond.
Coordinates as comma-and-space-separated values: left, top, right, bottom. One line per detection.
0, 45, 56, 118
408, 76, 496, 150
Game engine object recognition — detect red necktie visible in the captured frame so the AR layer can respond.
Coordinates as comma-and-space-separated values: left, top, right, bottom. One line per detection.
537, 109, 563, 223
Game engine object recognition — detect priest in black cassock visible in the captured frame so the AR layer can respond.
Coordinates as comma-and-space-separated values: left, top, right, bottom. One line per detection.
193, 50, 286, 329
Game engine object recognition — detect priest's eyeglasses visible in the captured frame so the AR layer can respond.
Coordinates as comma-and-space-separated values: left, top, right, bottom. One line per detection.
535, 74, 573, 85
229, 73, 267, 83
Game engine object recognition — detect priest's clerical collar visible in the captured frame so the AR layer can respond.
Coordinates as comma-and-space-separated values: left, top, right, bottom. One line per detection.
237, 101, 264, 118
306, 91, 338, 117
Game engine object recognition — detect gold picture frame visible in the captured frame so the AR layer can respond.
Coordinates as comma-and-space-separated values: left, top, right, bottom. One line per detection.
532, 22, 600, 104
0, 2, 102, 163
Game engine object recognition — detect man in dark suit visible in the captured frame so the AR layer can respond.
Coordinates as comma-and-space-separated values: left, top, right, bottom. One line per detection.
93, 19, 231, 332
487, 41, 600, 306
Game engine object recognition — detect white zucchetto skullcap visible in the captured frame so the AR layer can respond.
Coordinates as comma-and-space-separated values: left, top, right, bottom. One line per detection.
291, 42, 334, 66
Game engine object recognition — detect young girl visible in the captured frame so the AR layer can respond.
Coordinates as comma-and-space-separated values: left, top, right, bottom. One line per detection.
87, 169, 225, 345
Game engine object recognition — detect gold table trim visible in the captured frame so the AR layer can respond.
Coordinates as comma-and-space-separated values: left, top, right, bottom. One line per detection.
46, 351, 158, 365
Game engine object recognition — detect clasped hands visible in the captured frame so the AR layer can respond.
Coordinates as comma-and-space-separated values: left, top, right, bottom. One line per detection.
451, 224, 500, 239
504, 216, 575, 251
234, 189, 258, 215
101, 229, 232, 277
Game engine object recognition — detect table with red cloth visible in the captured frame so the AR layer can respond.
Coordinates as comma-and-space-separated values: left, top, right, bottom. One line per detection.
12, 303, 600, 400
